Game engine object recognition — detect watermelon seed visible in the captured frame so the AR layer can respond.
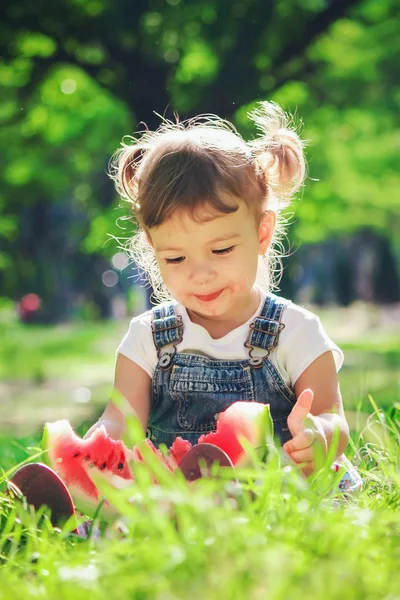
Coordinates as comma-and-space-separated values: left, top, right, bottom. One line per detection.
99, 462, 107, 470
73, 452, 80, 458
117, 463, 124, 470
83, 455, 90, 461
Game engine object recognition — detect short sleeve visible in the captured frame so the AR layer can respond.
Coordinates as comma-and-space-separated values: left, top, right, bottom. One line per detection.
276, 305, 344, 386
116, 311, 158, 378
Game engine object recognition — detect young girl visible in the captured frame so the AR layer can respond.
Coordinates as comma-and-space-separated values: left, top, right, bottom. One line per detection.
89, 102, 361, 489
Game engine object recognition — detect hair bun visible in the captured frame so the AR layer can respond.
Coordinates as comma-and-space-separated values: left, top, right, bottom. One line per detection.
109, 142, 148, 205
248, 101, 306, 206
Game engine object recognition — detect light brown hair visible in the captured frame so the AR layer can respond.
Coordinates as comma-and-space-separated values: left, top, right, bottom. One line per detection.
109, 102, 306, 301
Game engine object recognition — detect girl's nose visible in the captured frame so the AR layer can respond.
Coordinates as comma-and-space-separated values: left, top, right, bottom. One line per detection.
188, 261, 215, 285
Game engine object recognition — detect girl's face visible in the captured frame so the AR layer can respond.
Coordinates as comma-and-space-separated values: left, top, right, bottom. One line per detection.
148, 195, 275, 324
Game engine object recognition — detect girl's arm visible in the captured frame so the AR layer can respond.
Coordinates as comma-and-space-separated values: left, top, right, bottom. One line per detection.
283, 351, 350, 474
85, 354, 151, 440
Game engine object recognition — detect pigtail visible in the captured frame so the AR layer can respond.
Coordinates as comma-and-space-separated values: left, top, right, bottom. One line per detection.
108, 141, 148, 209
248, 102, 306, 207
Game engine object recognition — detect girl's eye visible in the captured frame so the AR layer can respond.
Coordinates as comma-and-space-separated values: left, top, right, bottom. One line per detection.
165, 256, 185, 264
213, 246, 235, 255
165, 246, 234, 263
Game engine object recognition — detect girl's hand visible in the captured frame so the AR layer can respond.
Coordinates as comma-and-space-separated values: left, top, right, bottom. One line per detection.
84, 418, 125, 440
283, 388, 328, 476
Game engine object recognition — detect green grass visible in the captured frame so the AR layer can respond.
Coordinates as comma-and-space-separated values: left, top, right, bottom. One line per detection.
0, 318, 127, 381
0, 318, 128, 435
339, 336, 399, 413
1, 405, 400, 599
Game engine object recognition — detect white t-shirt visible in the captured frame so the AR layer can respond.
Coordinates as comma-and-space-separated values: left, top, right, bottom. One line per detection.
117, 288, 343, 387
117, 288, 343, 388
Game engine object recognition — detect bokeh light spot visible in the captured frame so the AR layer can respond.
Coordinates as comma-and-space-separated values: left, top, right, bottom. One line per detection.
102, 270, 118, 287
61, 79, 77, 94
72, 387, 92, 404
111, 252, 129, 270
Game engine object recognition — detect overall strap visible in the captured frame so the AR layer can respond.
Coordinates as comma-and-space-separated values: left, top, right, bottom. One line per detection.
151, 302, 183, 369
245, 293, 290, 367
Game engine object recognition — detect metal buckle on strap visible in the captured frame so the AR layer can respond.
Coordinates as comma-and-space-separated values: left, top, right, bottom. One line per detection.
158, 347, 177, 370
245, 319, 284, 368
153, 315, 183, 370
244, 342, 269, 368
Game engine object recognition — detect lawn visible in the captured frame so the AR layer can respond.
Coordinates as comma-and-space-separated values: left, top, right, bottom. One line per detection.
0, 305, 399, 599
1, 407, 400, 599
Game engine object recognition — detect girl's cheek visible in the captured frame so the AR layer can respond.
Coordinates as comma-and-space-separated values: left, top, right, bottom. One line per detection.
163, 269, 184, 294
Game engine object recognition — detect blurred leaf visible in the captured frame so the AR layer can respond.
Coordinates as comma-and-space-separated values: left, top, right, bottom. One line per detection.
176, 40, 219, 84
16, 32, 57, 58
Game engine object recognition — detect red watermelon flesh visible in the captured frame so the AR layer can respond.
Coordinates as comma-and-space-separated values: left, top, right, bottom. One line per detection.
170, 437, 193, 464
131, 438, 178, 474
198, 430, 244, 465
80, 425, 133, 479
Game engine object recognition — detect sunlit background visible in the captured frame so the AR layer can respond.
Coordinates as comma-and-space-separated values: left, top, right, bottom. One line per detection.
0, 0, 399, 443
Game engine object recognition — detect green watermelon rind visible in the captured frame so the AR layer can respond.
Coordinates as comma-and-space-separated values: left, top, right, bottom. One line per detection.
41, 420, 75, 466
41, 423, 51, 466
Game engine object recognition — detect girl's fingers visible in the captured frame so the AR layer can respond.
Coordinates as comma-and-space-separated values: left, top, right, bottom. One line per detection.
283, 429, 315, 454
287, 388, 314, 436
285, 446, 314, 465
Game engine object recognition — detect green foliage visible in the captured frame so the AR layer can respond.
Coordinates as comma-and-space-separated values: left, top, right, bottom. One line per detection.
16, 32, 57, 59
0, 0, 399, 307
0, 59, 132, 308
239, 6, 400, 245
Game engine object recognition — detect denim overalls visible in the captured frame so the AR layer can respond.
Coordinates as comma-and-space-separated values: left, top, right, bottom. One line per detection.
147, 293, 296, 448
146, 292, 363, 494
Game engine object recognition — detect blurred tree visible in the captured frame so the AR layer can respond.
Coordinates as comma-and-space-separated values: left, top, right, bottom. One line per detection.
0, 0, 362, 125
0, 0, 398, 318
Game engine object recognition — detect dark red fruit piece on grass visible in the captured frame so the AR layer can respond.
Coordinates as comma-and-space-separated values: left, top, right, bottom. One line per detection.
8, 462, 75, 527
179, 443, 234, 481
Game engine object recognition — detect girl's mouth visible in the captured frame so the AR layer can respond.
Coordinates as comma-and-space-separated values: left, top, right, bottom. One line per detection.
194, 289, 224, 303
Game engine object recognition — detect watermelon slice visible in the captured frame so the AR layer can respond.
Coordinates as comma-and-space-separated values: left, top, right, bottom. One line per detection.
198, 401, 273, 466
42, 420, 135, 520
8, 462, 76, 527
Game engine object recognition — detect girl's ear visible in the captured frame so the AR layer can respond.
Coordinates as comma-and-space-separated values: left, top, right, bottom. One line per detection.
258, 210, 276, 255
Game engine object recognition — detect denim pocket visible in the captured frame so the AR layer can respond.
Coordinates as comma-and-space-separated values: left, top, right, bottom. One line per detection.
170, 364, 255, 432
